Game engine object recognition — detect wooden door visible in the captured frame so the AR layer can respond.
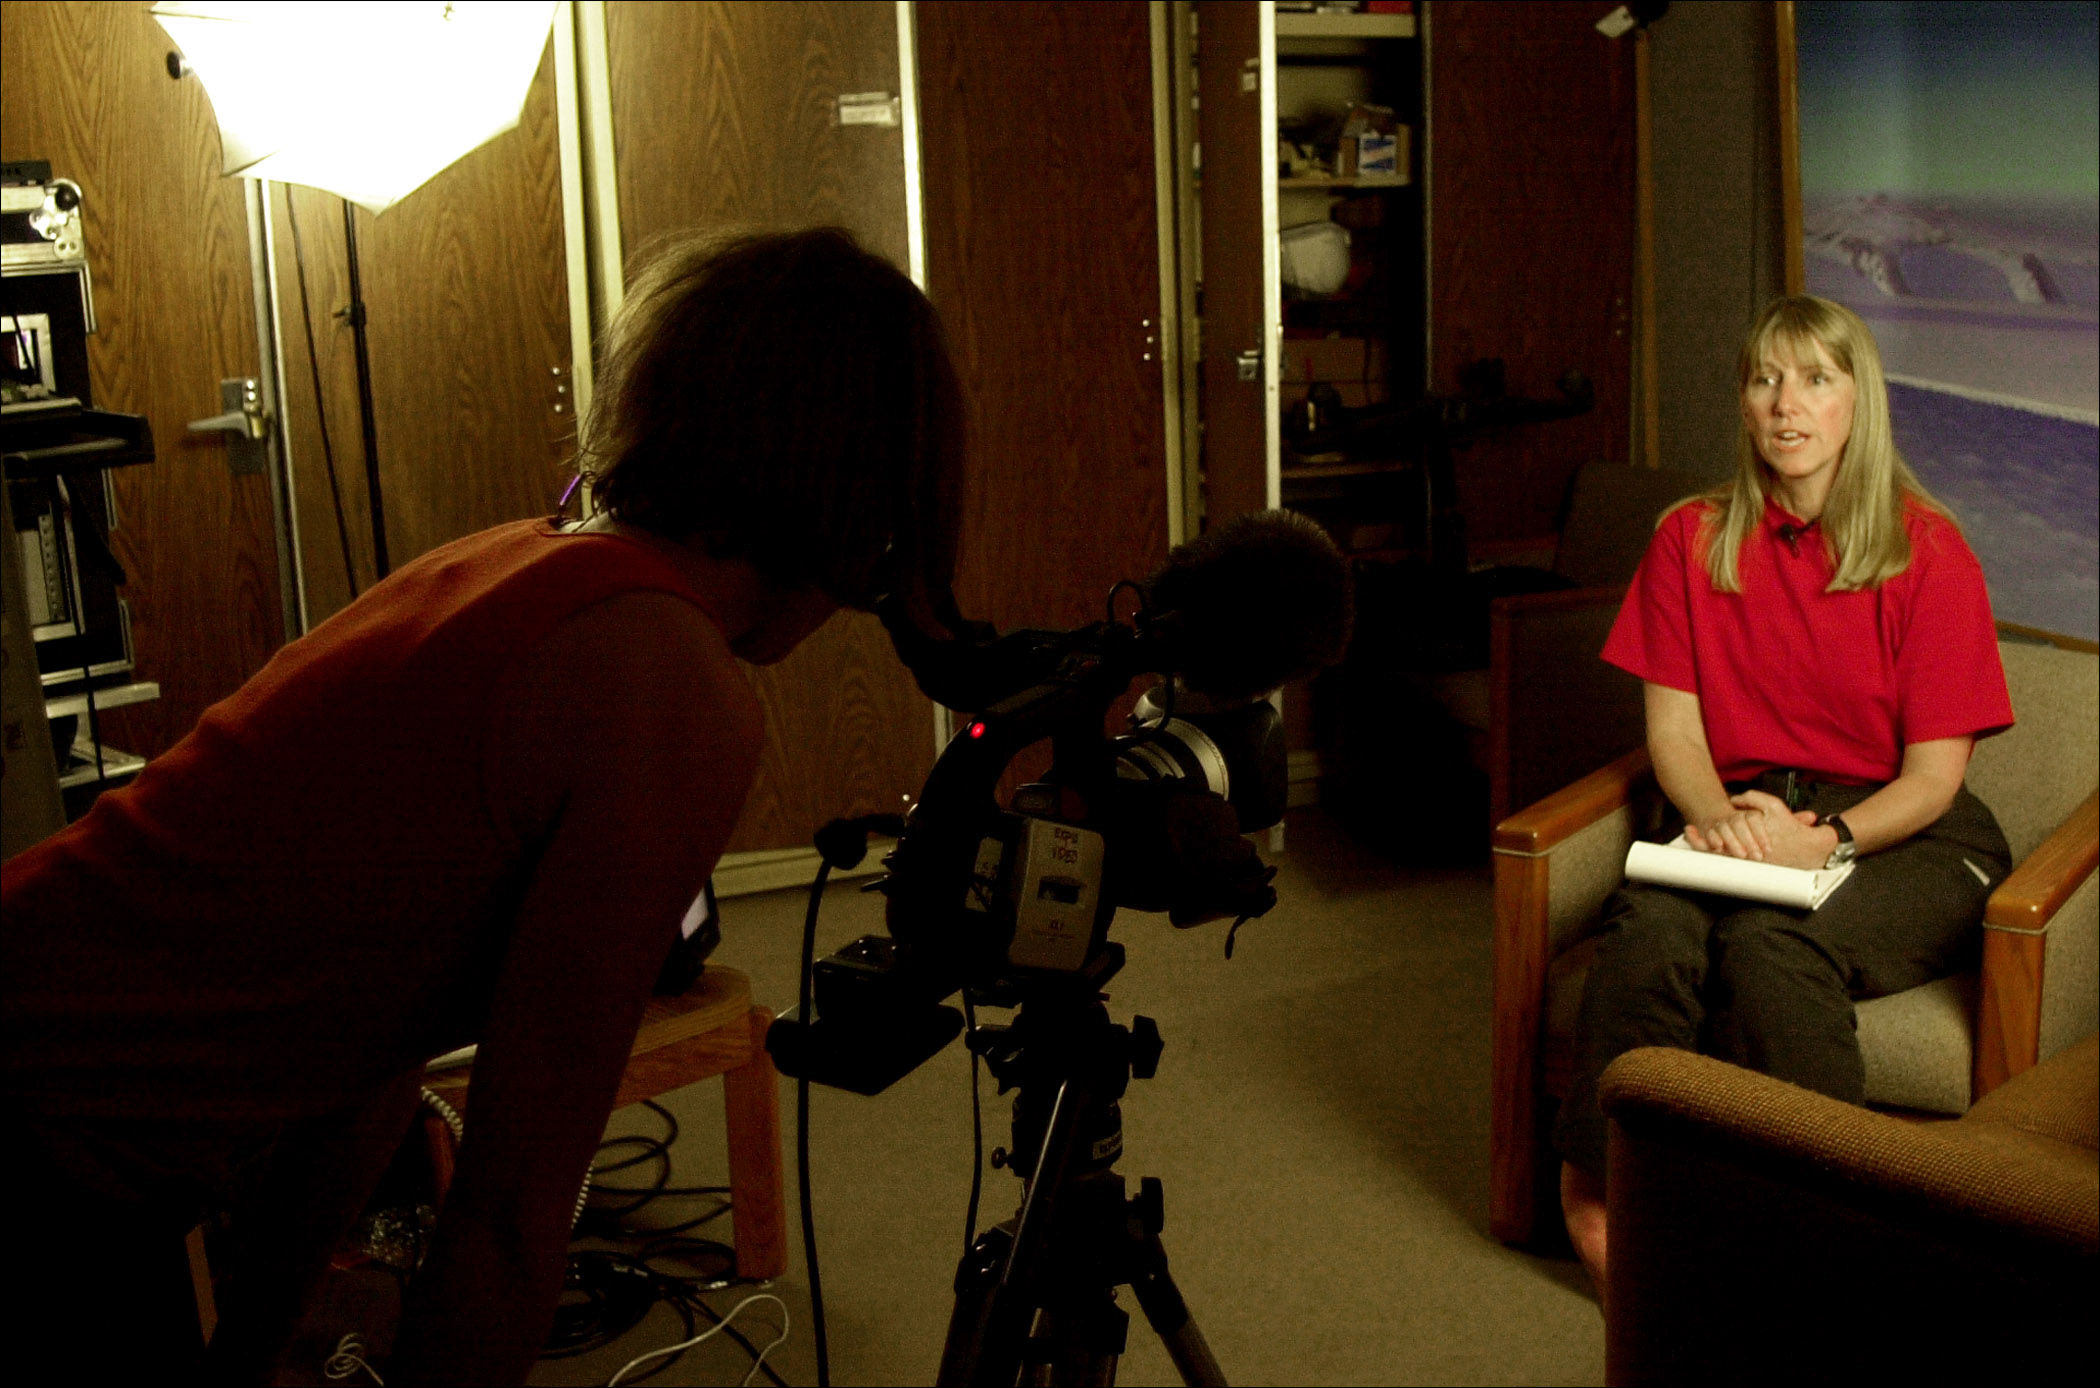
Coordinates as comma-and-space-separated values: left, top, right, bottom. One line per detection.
0, 1, 287, 759
268, 43, 572, 624
604, 0, 934, 856
1195, 0, 1276, 526
917, 0, 1172, 633
1428, 1, 1636, 543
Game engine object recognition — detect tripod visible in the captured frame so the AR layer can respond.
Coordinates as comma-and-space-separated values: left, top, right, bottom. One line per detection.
937, 983, 1227, 1387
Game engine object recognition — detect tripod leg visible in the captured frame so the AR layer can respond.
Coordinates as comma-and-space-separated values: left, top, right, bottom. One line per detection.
940, 1077, 1093, 1386
938, 1224, 1016, 1387
1036, 1290, 1128, 1387
1129, 1233, 1227, 1388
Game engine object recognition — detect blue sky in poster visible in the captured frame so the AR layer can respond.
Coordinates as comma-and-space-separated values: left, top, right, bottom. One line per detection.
1799, 1, 2098, 201
1797, 1, 2098, 639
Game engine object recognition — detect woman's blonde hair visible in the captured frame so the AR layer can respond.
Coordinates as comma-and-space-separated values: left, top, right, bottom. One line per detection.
1697, 294, 1952, 592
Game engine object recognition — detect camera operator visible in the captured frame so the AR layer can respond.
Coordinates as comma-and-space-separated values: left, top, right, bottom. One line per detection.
1, 227, 964, 1386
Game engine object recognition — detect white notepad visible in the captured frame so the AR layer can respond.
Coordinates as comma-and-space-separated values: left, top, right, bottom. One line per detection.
1624, 835, 1857, 911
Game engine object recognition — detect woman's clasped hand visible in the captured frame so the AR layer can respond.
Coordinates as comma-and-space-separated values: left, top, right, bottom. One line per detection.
1684, 789, 1830, 869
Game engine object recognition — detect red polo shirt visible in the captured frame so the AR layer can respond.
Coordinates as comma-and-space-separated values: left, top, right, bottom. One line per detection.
1603, 496, 2012, 784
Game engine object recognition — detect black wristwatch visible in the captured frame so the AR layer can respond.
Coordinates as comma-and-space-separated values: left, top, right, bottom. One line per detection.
1823, 814, 1856, 870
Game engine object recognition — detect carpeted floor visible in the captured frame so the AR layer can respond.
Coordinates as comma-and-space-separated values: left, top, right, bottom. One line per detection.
503, 805, 1603, 1387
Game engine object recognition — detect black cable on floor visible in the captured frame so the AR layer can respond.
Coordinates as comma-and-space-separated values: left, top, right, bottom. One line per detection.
540, 1099, 785, 1386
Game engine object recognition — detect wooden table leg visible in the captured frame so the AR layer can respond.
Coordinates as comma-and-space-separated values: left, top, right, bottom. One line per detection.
723, 1005, 787, 1280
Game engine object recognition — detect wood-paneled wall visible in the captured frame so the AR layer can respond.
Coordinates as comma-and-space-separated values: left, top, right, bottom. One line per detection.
1429, 0, 1636, 542
1, 1, 284, 757
917, 0, 1170, 633
606, 1, 934, 855
916, 0, 1171, 797
607, 1, 911, 272
273, 43, 572, 624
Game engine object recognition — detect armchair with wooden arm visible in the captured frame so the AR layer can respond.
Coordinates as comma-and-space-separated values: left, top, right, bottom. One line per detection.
1598, 1036, 2097, 1385
1487, 626, 2100, 1244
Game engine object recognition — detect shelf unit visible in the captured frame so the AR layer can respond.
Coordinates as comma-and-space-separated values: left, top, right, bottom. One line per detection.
1250, 5, 1427, 776
1272, 5, 1424, 546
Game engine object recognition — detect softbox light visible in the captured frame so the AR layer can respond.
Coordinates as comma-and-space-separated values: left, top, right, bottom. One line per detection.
149, 1, 559, 585
150, 1, 557, 215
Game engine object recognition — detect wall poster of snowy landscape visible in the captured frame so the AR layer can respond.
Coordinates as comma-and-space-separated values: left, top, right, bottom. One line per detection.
1797, 0, 2098, 640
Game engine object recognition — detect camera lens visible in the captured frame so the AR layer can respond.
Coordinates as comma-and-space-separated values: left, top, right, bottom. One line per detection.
1113, 716, 1231, 800
1110, 685, 1290, 833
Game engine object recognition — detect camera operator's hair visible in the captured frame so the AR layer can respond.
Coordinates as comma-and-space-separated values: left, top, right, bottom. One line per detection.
583, 227, 964, 608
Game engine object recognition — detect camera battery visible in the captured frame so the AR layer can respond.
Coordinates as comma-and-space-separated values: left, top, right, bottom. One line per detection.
1005, 816, 1106, 973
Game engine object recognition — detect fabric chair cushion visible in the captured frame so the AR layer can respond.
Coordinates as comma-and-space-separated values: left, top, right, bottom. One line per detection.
1856, 974, 1976, 1115
1968, 639, 2099, 862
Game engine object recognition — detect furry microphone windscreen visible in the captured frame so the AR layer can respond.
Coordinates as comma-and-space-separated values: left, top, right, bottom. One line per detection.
1143, 509, 1355, 701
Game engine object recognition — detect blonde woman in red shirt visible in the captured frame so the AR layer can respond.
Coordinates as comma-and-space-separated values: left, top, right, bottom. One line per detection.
1553, 295, 2014, 1289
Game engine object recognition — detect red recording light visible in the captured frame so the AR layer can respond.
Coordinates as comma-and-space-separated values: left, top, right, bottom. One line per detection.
968, 721, 987, 739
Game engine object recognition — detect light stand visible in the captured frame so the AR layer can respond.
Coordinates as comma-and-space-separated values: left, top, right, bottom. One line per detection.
339, 200, 390, 578
153, 1, 560, 587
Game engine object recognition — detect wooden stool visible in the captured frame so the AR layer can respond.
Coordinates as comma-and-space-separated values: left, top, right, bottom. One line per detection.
422, 965, 786, 1279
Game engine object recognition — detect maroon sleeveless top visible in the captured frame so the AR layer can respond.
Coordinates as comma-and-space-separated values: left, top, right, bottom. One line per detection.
2, 520, 710, 1122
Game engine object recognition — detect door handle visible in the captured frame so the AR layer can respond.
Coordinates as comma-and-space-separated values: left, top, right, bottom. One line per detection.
188, 378, 270, 475
1236, 348, 1262, 383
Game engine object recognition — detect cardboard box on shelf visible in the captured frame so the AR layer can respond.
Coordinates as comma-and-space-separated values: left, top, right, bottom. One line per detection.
1356, 134, 1399, 178
1338, 128, 1411, 183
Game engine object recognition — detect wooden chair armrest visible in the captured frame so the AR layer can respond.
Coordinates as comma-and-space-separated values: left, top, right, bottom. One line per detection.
1490, 746, 1654, 1242
1995, 621, 2100, 655
1976, 792, 2099, 1097
1493, 746, 1652, 854
1986, 790, 2099, 934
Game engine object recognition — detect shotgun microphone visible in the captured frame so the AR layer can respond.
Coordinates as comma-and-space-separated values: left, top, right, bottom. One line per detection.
877, 509, 1353, 713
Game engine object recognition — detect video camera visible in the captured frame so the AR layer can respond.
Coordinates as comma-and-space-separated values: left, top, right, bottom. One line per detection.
765, 510, 1353, 1095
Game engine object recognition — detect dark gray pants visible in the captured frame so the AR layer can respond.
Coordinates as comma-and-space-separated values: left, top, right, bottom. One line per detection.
1552, 776, 2011, 1178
